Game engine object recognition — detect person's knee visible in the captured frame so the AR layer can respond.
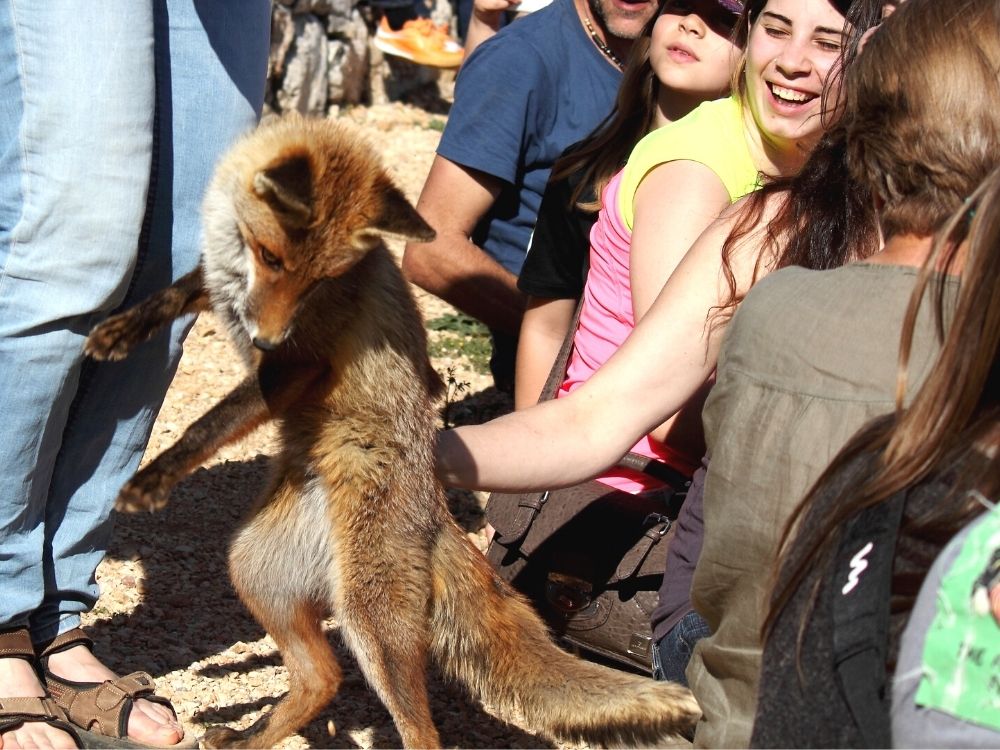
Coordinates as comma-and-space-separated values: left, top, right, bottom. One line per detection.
653, 611, 710, 686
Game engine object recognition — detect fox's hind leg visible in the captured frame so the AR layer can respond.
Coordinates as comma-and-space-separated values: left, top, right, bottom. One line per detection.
337, 553, 441, 748
204, 479, 344, 748
202, 599, 341, 750
86, 267, 208, 360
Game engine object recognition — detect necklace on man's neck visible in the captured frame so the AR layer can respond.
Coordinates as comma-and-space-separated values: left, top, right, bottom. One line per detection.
582, 13, 624, 70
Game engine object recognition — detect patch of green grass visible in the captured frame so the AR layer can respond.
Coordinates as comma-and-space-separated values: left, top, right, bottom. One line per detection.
426, 118, 446, 132
426, 313, 491, 373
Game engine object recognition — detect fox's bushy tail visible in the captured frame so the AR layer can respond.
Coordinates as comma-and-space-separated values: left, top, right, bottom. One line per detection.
428, 526, 700, 747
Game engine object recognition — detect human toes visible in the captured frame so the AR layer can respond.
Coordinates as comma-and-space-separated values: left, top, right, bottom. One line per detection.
126, 699, 185, 746
1, 722, 79, 750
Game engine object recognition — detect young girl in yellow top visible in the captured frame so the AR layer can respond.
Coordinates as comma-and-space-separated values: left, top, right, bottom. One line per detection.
517, 0, 854, 495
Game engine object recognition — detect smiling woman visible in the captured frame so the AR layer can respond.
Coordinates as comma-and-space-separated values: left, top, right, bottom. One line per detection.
552, 0, 859, 501
749, 6, 845, 143
735, 0, 851, 171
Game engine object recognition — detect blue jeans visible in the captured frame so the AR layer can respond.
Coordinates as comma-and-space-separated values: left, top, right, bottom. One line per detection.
0, 0, 269, 642
652, 610, 711, 687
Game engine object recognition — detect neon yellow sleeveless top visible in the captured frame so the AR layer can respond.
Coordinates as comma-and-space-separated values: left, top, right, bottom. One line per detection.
618, 96, 760, 229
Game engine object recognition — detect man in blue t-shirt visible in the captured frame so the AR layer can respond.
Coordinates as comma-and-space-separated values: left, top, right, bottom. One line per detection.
402, 0, 656, 393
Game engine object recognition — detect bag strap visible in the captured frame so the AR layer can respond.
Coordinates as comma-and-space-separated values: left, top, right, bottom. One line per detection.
536, 294, 586, 403
831, 490, 905, 748
618, 452, 691, 495
612, 513, 673, 582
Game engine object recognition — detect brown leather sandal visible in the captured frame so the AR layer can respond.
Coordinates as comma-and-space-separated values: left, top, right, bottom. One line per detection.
0, 628, 83, 748
39, 628, 197, 749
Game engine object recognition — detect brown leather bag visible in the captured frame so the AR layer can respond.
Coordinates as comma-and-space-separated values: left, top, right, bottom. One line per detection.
485, 457, 687, 672
483, 302, 689, 673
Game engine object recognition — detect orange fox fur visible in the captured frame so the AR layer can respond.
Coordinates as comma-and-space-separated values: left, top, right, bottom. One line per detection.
86, 114, 700, 749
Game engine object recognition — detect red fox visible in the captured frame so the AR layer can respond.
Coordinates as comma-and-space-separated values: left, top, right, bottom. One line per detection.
86, 114, 700, 749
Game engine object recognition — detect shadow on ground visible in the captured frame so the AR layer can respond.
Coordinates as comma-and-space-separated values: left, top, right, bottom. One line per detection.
88, 387, 556, 748
91, 457, 271, 674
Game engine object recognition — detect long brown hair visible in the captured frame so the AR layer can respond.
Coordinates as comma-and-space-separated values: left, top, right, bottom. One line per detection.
762, 0, 1000, 641
763, 165, 1000, 645
846, 1, 1000, 239
764, 0, 1000, 637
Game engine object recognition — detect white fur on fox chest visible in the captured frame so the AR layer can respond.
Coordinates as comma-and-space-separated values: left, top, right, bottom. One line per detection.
228, 475, 342, 611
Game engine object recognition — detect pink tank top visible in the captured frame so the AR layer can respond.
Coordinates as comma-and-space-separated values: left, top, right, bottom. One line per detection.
556, 171, 695, 492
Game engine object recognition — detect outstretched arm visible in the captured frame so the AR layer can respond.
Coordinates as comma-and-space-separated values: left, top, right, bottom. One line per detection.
436, 195, 777, 491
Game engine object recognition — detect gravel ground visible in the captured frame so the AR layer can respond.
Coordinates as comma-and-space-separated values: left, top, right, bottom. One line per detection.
79, 90, 649, 749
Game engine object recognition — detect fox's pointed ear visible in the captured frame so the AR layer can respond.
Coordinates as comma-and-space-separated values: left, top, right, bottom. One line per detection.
253, 152, 314, 229
370, 182, 436, 242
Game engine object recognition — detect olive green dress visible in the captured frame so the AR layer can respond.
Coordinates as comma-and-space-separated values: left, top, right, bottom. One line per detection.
686, 263, 955, 748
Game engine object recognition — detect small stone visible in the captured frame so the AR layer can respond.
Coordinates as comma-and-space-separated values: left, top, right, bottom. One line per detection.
327, 719, 336, 736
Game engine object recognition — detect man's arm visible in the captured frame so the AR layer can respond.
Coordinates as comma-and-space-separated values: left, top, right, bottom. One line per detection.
402, 155, 526, 335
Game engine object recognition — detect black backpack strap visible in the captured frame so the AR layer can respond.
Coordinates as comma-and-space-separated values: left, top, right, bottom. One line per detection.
831, 491, 906, 748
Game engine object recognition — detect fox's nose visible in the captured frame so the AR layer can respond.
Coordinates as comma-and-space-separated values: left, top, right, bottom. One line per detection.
252, 336, 278, 352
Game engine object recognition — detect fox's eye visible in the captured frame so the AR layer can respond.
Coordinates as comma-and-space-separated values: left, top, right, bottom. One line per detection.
260, 246, 283, 271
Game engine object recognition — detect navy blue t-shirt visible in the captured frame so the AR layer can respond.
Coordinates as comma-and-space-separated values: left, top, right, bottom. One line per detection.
437, 0, 621, 276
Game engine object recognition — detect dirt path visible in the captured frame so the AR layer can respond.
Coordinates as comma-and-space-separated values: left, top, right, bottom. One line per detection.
80, 101, 604, 749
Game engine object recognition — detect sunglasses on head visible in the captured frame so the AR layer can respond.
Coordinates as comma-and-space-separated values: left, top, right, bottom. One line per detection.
665, 0, 742, 36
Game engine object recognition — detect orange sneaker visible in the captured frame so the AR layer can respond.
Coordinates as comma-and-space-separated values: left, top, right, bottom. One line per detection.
374, 17, 464, 69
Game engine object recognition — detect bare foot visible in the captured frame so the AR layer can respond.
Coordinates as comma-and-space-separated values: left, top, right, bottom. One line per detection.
0, 657, 77, 749
44, 645, 185, 746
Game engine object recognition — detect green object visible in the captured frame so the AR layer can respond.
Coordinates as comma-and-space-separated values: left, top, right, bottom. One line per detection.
915, 506, 1000, 731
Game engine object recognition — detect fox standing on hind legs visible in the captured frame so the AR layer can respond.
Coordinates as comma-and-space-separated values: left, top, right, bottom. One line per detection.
86, 114, 699, 749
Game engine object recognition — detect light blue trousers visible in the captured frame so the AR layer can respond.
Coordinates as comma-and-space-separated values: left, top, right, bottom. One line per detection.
0, 0, 270, 642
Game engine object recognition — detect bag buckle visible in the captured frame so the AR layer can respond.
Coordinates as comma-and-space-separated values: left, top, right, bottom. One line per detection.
643, 513, 672, 535
545, 572, 593, 613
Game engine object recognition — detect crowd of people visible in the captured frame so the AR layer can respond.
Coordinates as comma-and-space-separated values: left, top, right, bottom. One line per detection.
1, 0, 998, 747
432, 0, 1000, 745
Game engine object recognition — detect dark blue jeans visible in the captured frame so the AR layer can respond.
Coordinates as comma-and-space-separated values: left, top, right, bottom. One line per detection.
651, 610, 711, 686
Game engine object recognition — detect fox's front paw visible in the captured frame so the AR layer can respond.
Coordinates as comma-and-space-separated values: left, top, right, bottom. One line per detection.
85, 312, 145, 361
115, 471, 174, 513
